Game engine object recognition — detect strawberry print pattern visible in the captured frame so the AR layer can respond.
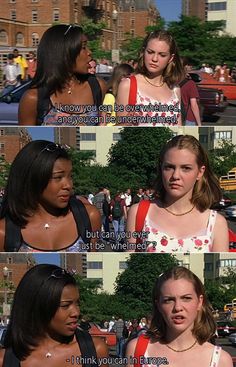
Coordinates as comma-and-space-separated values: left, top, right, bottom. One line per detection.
143, 210, 217, 253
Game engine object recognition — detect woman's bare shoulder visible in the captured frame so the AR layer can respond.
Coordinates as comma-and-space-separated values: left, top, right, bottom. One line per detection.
92, 336, 109, 358
0, 348, 5, 367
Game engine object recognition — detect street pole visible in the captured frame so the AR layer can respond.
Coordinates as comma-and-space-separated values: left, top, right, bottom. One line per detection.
3, 266, 8, 326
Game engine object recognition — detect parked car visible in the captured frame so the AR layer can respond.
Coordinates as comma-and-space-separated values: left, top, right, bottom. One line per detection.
229, 229, 236, 251
0, 81, 31, 124
0, 326, 7, 347
225, 205, 236, 219
229, 332, 236, 345
88, 322, 116, 346
212, 194, 233, 210
189, 70, 236, 100
217, 321, 236, 337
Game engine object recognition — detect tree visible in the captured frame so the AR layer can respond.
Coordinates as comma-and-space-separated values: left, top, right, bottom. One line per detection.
0, 156, 10, 189
107, 127, 173, 187
205, 279, 226, 310
114, 254, 178, 318
209, 139, 236, 177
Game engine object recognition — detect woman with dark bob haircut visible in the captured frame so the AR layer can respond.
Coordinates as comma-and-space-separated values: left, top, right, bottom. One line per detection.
127, 135, 229, 252
126, 266, 232, 367
18, 24, 107, 126
0, 264, 108, 366
0, 140, 101, 252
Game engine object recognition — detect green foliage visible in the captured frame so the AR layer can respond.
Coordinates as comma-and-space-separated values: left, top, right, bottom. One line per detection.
0, 156, 10, 188
114, 253, 178, 317
120, 34, 143, 61
208, 139, 236, 177
108, 127, 173, 187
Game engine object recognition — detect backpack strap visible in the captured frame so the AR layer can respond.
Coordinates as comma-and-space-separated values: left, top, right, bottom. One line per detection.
134, 200, 151, 251
3, 348, 20, 367
75, 328, 98, 367
4, 216, 22, 252
69, 196, 92, 245
88, 75, 102, 110
133, 334, 150, 367
128, 75, 137, 105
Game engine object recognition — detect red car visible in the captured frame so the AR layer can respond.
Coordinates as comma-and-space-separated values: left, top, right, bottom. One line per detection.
189, 70, 236, 100
229, 229, 236, 252
89, 323, 117, 346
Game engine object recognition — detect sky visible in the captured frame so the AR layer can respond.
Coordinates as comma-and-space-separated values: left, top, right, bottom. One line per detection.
155, 0, 182, 22
27, 127, 54, 141
33, 253, 60, 265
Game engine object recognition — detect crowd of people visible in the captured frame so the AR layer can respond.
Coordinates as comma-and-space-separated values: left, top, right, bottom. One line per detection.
1, 24, 235, 126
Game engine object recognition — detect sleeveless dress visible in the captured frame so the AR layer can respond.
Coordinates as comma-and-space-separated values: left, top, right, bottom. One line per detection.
42, 104, 100, 126
18, 236, 87, 252
143, 210, 217, 253
141, 345, 222, 367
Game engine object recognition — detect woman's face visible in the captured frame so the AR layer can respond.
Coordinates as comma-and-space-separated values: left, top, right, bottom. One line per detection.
158, 278, 203, 336
40, 158, 73, 209
48, 284, 80, 337
144, 38, 174, 75
74, 35, 92, 74
161, 147, 205, 200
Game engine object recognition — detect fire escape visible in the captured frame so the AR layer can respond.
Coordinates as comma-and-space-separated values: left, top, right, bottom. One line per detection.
82, 0, 103, 21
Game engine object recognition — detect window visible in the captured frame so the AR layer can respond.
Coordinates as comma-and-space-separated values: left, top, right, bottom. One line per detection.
215, 131, 232, 140
130, 18, 135, 28
0, 130, 4, 136
208, 2, 226, 11
11, 10, 16, 20
80, 133, 96, 141
130, 30, 135, 37
32, 32, 39, 47
199, 135, 208, 144
9, 0, 16, 2
0, 143, 5, 149
0, 30, 8, 44
53, 9, 60, 22
113, 133, 121, 141
87, 261, 103, 269
16, 32, 24, 46
205, 263, 213, 271
130, 6, 135, 12
219, 259, 236, 267
32, 10, 38, 22
7, 257, 13, 264
119, 261, 128, 270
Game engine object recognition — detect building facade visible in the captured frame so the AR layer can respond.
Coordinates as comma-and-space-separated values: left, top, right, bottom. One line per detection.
182, 0, 207, 20
0, 127, 31, 162
207, 0, 236, 36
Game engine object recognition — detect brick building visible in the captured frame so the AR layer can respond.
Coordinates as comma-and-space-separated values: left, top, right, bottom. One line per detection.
182, 0, 207, 21
0, 127, 31, 163
117, 0, 160, 48
0, 254, 35, 311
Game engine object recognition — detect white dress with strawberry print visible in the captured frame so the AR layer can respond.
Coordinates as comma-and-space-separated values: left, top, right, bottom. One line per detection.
143, 210, 217, 252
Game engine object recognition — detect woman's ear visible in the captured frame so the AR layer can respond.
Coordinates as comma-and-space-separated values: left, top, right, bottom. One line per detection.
197, 165, 205, 180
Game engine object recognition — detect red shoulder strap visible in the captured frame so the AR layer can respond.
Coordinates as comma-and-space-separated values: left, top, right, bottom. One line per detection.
128, 75, 137, 105
133, 334, 150, 367
135, 200, 151, 233
134, 200, 151, 251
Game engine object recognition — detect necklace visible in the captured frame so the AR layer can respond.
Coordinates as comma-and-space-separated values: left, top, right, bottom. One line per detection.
166, 339, 197, 352
164, 205, 195, 216
144, 75, 164, 87
44, 223, 50, 229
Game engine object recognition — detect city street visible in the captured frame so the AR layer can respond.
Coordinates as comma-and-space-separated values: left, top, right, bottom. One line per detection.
203, 101, 236, 125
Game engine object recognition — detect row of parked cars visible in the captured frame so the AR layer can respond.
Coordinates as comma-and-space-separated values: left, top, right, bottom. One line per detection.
217, 320, 236, 346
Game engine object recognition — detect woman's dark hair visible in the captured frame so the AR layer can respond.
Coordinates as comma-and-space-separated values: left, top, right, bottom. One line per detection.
31, 24, 85, 96
136, 30, 184, 87
148, 266, 216, 344
0, 140, 71, 226
155, 135, 222, 211
4, 264, 77, 360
